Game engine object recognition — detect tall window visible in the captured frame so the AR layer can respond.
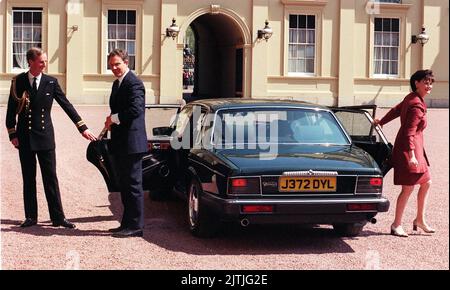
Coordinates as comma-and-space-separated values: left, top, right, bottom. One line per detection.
288, 14, 315, 74
107, 10, 136, 70
374, 17, 399, 76
12, 7, 42, 69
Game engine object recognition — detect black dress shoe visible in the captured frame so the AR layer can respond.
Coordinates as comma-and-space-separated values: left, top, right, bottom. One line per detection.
52, 219, 76, 229
20, 218, 37, 228
108, 226, 124, 233
112, 229, 143, 238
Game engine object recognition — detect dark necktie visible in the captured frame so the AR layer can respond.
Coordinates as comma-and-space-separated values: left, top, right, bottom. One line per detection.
112, 79, 120, 94
31, 77, 38, 96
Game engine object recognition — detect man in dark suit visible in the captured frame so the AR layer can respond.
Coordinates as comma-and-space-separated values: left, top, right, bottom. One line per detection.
5, 47, 97, 228
104, 49, 147, 238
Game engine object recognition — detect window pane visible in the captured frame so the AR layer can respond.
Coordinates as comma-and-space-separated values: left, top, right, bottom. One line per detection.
298, 45, 305, 58
117, 24, 126, 39
288, 44, 296, 58
374, 61, 382, 74
23, 12, 32, 24
13, 11, 22, 24
390, 61, 398, 75
33, 12, 41, 24
299, 30, 306, 43
298, 59, 305, 72
306, 45, 314, 58
375, 18, 382, 31
307, 30, 315, 43
23, 26, 32, 41
382, 32, 390, 45
307, 15, 315, 29
13, 27, 21, 41
128, 56, 135, 70
375, 32, 382, 45
108, 41, 116, 52
108, 10, 117, 24
117, 41, 126, 50
383, 18, 391, 31
127, 11, 136, 24
382, 61, 389, 74
299, 15, 306, 29
382, 47, 390, 60
118, 10, 126, 24
374, 47, 382, 60
289, 15, 297, 28
306, 59, 314, 73
289, 29, 296, 43
127, 25, 135, 40
127, 41, 135, 55
288, 59, 295, 72
390, 47, 398, 60
32, 27, 41, 41
392, 18, 399, 32
108, 24, 116, 39
391, 32, 399, 46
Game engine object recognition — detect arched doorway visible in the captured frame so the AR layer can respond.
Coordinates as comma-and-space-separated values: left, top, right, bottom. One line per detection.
182, 11, 248, 101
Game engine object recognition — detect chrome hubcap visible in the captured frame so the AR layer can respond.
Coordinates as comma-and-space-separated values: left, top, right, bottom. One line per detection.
189, 185, 199, 227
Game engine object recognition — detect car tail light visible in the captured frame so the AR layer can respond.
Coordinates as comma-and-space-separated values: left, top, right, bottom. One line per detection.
242, 205, 274, 213
148, 142, 171, 151
229, 177, 260, 194
347, 203, 377, 211
356, 176, 382, 194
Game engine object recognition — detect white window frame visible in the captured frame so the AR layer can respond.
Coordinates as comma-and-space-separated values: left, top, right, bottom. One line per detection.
283, 2, 325, 77
101, 0, 142, 75
368, 2, 411, 79
372, 17, 401, 78
6, 0, 48, 73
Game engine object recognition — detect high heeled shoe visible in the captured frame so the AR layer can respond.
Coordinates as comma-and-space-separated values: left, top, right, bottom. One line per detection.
390, 224, 408, 237
413, 220, 435, 233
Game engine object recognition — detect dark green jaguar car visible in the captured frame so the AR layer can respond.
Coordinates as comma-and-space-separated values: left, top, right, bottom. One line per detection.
87, 99, 392, 238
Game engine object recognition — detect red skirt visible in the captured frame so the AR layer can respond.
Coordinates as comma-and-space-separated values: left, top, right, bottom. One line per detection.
394, 167, 431, 185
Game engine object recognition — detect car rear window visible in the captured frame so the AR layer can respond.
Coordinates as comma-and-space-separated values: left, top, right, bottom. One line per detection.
213, 107, 350, 146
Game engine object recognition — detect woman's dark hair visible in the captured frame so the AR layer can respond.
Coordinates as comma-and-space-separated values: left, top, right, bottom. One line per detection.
410, 69, 434, 92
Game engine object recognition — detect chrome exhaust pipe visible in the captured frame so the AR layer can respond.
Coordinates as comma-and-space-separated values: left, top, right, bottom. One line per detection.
240, 218, 250, 227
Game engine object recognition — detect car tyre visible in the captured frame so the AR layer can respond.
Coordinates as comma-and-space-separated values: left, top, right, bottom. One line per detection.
333, 223, 364, 237
188, 178, 220, 238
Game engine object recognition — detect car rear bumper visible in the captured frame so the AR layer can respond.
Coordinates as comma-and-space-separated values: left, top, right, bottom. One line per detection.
202, 192, 390, 224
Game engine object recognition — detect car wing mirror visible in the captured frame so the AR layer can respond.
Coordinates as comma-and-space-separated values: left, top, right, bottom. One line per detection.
152, 126, 174, 136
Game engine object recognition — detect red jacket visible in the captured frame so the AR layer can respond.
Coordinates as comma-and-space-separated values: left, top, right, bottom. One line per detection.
379, 92, 430, 174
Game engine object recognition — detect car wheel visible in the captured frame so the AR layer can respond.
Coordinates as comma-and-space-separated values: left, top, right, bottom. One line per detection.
188, 178, 220, 238
333, 223, 365, 237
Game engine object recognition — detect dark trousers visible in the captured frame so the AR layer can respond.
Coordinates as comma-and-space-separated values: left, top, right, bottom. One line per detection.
18, 148, 65, 222
115, 153, 144, 230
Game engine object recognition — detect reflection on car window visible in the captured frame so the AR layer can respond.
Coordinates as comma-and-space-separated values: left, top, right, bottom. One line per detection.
145, 107, 179, 138
214, 108, 349, 146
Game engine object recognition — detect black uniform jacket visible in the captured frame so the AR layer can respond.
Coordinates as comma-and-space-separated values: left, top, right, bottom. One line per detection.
6, 72, 88, 151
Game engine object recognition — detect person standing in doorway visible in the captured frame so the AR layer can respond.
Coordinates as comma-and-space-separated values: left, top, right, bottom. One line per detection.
374, 69, 435, 237
104, 49, 147, 238
5, 47, 96, 229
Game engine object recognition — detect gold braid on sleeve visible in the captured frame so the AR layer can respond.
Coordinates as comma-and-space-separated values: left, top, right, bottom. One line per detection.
10, 77, 30, 114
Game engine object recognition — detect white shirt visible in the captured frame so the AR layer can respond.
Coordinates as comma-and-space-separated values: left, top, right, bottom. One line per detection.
111, 68, 130, 125
28, 72, 42, 90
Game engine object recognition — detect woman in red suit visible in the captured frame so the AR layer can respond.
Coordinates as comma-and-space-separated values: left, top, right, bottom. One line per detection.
374, 69, 435, 237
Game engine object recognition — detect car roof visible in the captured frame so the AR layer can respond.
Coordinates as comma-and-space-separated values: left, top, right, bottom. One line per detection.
188, 98, 330, 112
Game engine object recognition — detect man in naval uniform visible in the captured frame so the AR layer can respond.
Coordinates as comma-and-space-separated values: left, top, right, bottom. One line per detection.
5, 47, 97, 229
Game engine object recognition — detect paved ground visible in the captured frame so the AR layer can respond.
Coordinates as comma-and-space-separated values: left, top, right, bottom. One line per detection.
0, 105, 448, 270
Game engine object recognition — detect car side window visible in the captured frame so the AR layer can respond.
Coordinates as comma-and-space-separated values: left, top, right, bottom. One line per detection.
334, 110, 381, 143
